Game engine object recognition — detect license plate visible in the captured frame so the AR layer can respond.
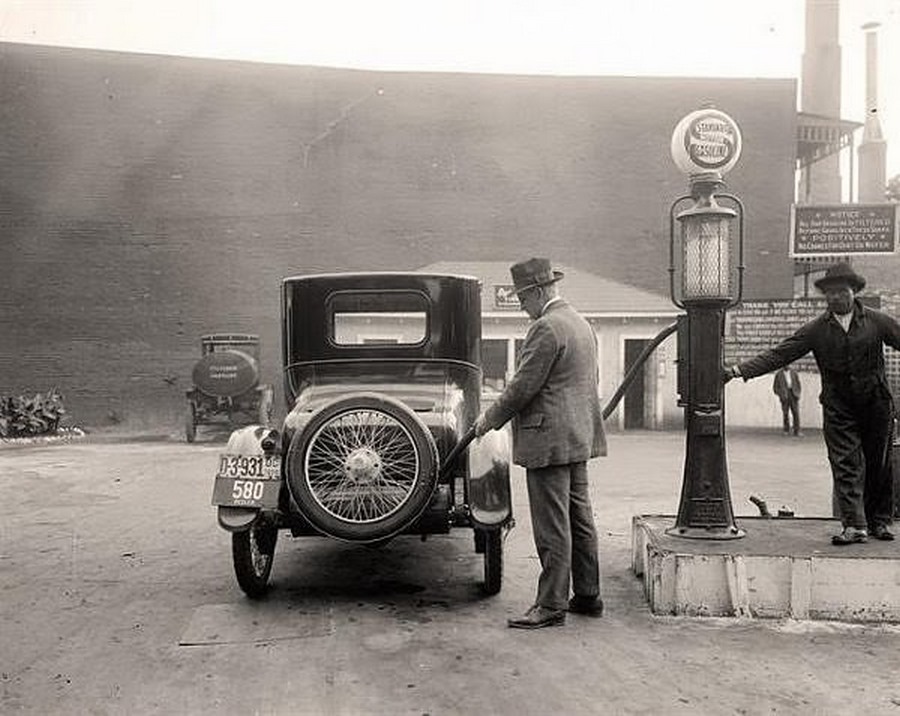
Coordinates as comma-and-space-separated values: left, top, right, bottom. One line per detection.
212, 454, 281, 509
216, 454, 281, 479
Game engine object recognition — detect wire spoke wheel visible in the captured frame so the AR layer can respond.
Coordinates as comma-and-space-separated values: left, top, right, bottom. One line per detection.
232, 522, 277, 598
306, 408, 419, 522
287, 394, 437, 542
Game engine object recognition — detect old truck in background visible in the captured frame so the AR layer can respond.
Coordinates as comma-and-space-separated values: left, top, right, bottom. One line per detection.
185, 333, 274, 443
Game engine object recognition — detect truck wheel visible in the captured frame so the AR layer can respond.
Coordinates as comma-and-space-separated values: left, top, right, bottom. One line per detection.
232, 522, 278, 598
478, 528, 503, 596
185, 403, 197, 443
286, 394, 438, 542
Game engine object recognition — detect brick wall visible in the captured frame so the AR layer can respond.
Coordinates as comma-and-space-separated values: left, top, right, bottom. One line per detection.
0, 43, 799, 430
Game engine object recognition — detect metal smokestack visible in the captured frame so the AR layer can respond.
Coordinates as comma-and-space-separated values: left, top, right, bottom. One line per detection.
857, 21, 887, 202
800, 0, 843, 203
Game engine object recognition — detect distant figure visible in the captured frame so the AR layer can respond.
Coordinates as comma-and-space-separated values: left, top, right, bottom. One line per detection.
773, 364, 802, 436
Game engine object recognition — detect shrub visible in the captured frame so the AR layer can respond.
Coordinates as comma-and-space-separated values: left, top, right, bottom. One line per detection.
0, 388, 67, 437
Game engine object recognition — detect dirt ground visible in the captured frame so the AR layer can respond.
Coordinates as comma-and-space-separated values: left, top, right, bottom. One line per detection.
2, 427, 900, 715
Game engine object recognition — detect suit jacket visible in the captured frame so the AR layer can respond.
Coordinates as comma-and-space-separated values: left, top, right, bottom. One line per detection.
773, 368, 801, 401
483, 299, 607, 468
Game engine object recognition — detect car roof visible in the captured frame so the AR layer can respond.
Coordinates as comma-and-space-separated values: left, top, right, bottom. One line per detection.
282, 271, 480, 284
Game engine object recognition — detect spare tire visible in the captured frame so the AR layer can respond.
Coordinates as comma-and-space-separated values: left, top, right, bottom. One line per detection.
192, 350, 259, 397
286, 393, 438, 542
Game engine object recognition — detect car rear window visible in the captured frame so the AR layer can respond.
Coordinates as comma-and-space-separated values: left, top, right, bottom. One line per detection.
328, 290, 429, 346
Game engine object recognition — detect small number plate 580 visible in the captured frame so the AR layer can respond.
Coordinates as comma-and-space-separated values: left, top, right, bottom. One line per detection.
211, 454, 281, 509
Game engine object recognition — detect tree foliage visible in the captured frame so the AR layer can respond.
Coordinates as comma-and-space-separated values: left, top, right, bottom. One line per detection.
0, 388, 66, 437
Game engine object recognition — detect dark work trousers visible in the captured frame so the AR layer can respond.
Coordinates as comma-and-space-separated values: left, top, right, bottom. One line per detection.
525, 462, 600, 611
824, 392, 894, 531
780, 396, 800, 434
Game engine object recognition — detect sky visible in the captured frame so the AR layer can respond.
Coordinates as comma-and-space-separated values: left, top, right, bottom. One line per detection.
1, 0, 899, 181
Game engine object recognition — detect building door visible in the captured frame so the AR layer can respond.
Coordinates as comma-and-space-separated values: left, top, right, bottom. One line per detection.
624, 339, 649, 429
481, 339, 508, 388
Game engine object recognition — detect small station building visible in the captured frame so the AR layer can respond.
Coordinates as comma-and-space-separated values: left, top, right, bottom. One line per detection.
418, 262, 683, 431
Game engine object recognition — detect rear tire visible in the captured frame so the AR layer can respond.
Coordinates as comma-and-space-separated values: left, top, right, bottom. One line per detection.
185, 403, 197, 443
286, 393, 438, 542
479, 528, 503, 596
232, 522, 278, 598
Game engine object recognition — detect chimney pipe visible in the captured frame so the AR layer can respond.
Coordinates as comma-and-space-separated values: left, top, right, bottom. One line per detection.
862, 22, 883, 142
857, 21, 887, 203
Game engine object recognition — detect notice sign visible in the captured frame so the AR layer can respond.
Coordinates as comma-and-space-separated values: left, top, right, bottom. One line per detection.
790, 204, 898, 257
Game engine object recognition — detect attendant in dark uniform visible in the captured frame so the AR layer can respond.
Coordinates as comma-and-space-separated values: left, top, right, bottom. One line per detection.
725, 263, 900, 545
475, 258, 607, 628
773, 364, 802, 436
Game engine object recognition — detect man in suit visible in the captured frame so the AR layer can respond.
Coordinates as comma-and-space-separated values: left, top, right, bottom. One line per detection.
475, 258, 607, 629
725, 262, 900, 545
773, 363, 802, 436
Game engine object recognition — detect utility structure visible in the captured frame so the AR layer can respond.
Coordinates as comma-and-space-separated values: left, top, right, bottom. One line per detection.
857, 21, 887, 204
667, 108, 745, 540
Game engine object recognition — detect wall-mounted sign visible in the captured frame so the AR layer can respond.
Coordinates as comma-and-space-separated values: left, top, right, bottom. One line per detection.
493, 284, 520, 309
670, 108, 742, 176
790, 204, 898, 257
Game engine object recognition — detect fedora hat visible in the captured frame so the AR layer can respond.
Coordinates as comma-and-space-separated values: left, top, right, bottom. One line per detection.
813, 262, 866, 292
510, 258, 564, 295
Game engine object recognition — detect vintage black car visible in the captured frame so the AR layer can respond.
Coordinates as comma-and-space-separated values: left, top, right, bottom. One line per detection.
211, 273, 513, 598
185, 333, 275, 442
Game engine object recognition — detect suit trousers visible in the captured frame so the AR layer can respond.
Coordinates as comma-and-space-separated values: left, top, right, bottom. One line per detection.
525, 462, 600, 611
823, 393, 894, 531
779, 396, 800, 434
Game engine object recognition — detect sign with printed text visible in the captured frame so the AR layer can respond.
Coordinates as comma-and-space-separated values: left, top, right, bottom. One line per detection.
211, 453, 282, 509
493, 284, 521, 309
790, 204, 898, 257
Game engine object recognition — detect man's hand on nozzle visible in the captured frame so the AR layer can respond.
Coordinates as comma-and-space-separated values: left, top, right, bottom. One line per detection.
474, 413, 491, 438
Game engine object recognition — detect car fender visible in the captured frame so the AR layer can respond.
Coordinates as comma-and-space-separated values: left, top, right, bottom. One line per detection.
217, 505, 260, 532
225, 424, 281, 453
466, 428, 512, 528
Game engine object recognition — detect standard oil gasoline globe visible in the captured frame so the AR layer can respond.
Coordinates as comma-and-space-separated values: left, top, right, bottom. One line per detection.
670, 108, 742, 177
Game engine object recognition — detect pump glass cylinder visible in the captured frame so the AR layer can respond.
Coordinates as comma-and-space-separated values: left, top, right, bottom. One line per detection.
681, 213, 732, 300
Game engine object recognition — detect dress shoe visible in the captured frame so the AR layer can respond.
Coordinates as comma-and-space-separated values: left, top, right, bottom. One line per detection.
831, 527, 868, 545
871, 525, 895, 541
507, 605, 565, 629
568, 595, 604, 617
